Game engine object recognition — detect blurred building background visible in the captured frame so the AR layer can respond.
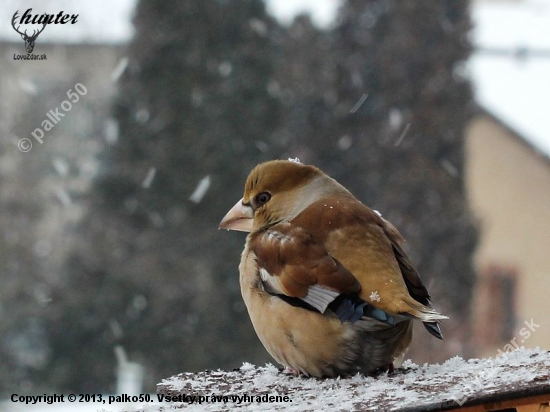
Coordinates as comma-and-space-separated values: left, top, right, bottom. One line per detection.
467, 0, 550, 354
0, 0, 548, 398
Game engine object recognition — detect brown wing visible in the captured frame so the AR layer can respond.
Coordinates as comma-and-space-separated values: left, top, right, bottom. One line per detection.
249, 222, 361, 313
381, 217, 445, 338
289, 197, 446, 325
381, 218, 432, 306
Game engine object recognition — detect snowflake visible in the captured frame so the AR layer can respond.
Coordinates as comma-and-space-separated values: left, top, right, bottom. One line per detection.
287, 157, 301, 163
369, 291, 381, 302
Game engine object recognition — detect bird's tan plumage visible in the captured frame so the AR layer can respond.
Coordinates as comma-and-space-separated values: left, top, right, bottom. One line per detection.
220, 159, 447, 377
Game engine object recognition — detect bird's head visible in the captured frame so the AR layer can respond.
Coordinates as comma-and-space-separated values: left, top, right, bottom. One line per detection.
219, 159, 346, 233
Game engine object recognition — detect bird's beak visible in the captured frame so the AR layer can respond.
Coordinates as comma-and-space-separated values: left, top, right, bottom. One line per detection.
219, 198, 253, 232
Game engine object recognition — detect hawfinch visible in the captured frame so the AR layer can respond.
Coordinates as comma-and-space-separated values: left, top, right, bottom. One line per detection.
219, 159, 447, 377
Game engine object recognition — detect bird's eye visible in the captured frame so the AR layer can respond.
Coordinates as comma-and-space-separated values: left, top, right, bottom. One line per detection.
255, 192, 271, 205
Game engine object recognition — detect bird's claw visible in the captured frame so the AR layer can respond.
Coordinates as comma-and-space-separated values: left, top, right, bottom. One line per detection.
283, 366, 301, 376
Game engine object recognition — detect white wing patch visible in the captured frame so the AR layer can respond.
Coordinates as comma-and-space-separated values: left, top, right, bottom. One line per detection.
259, 267, 285, 295
259, 267, 270, 282
259, 267, 340, 313
302, 285, 340, 313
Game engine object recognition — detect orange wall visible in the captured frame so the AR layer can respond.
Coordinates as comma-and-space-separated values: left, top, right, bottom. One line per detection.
466, 115, 550, 354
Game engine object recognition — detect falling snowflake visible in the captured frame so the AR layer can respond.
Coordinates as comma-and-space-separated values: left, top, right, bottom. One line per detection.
142, 167, 156, 189
349, 93, 368, 114
369, 291, 381, 302
111, 56, 129, 82
189, 175, 211, 204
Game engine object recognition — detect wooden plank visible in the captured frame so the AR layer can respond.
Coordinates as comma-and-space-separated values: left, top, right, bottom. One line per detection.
395, 386, 550, 412
444, 395, 550, 411
156, 349, 550, 411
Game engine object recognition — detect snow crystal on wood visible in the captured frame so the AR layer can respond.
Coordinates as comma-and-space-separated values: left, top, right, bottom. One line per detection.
144, 348, 550, 411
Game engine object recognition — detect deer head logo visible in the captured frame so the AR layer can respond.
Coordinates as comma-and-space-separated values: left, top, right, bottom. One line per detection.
12, 11, 47, 54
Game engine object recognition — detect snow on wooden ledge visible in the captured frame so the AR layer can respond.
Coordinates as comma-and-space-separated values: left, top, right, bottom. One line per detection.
143, 348, 550, 412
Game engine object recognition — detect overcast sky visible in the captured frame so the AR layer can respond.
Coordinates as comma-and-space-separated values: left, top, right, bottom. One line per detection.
1, 0, 341, 43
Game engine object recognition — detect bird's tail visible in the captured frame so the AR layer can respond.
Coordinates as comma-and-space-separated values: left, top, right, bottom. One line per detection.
423, 321, 444, 339
401, 297, 448, 340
